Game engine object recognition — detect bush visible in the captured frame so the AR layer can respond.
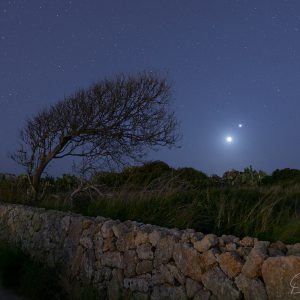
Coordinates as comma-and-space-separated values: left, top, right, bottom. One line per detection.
122, 161, 172, 186
173, 167, 209, 188
93, 161, 172, 188
54, 174, 78, 192
222, 167, 267, 186
0, 177, 28, 203
262, 168, 300, 185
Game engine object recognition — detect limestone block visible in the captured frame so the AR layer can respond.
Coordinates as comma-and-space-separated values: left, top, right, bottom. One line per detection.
193, 234, 218, 253
136, 260, 153, 275
242, 241, 269, 278
173, 243, 204, 281
101, 251, 124, 269
218, 252, 243, 278
151, 285, 187, 300
124, 274, 151, 293
201, 266, 241, 300
235, 273, 268, 300
153, 235, 176, 267
262, 256, 300, 300
137, 243, 154, 260
124, 249, 139, 277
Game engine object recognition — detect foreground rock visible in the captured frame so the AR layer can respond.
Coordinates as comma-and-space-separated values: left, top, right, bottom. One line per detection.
262, 256, 300, 299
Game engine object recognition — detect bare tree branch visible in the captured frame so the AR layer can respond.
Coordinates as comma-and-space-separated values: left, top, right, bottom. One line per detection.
11, 72, 179, 199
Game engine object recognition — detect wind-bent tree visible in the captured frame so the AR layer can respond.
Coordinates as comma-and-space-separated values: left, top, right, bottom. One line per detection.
12, 72, 178, 199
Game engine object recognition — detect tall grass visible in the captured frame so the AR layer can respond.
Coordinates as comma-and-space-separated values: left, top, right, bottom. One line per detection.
65, 183, 300, 243
1, 163, 300, 243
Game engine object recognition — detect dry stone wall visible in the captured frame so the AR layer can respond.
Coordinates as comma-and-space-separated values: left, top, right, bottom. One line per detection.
0, 203, 299, 299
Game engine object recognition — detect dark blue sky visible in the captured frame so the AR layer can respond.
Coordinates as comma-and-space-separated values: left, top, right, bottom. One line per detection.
1, 0, 300, 175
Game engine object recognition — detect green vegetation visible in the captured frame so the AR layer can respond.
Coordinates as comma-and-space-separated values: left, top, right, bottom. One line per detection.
0, 244, 66, 299
0, 161, 300, 243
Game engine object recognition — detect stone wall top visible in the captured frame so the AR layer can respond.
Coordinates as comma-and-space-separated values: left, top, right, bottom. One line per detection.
0, 203, 299, 299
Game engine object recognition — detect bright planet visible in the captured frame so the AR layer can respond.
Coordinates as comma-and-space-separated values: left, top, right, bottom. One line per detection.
226, 136, 233, 143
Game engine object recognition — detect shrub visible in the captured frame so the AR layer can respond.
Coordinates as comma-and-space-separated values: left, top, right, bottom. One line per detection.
262, 168, 300, 185
173, 167, 209, 188
54, 174, 78, 192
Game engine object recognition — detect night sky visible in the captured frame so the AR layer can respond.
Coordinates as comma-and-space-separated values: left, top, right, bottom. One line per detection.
1, 0, 300, 176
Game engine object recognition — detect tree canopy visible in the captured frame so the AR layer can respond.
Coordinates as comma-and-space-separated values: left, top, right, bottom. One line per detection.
12, 72, 179, 197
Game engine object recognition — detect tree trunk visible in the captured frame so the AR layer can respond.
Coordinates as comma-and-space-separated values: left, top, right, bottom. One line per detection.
30, 162, 47, 202
26, 183, 38, 203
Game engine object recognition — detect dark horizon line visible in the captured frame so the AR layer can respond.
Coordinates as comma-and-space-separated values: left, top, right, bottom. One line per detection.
1, 163, 299, 178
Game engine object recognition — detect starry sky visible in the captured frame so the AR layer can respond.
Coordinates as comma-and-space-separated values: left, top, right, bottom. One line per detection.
1, 0, 300, 176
